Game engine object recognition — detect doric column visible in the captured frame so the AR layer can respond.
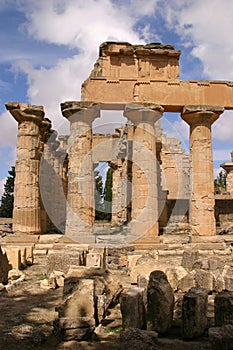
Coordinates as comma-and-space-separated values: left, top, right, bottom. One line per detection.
124, 103, 163, 245
39, 118, 52, 234
61, 101, 100, 242
220, 161, 233, 196
5, 102, 44, 234
181, 105, 224, 237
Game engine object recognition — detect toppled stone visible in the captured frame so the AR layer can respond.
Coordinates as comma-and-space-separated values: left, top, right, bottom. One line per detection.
11, 324, 45, 344
215, 291, 233, 326
213, 271, 225, 292
222, 265, 233, 291
40, 279, 50, 289
195, 269, 214, 292
120, 327, 158, 350
209, 325, 233, 350
120, 287, 146, 330
165, 266, 188, 291
147, 270, 174, 334
178, 271, 196, 292
182, 287, 208, 339
181, 248, 199, 271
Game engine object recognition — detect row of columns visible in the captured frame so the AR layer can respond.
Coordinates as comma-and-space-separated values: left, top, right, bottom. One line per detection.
6, 101, 224, 243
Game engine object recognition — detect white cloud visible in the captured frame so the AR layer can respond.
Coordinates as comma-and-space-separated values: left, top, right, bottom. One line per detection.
213, 111, 233, 142
0, 111, 17, 148
10, 0, 160, 132
164, 0, 233, 79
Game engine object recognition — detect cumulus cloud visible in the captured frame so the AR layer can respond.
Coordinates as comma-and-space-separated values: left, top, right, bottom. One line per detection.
10, 0, 161, 132
164, 0, 233, 80
0, 178, 6, 198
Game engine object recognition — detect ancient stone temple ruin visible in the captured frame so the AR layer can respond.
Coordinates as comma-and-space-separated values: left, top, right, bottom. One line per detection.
4, 42, 233, 246
1, 42, 233, 348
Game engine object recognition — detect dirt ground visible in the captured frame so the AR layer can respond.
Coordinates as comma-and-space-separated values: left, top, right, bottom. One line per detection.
0, 255, 121, 350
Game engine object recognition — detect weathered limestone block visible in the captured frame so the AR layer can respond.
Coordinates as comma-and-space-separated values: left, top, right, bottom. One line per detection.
209, 325, 233, 350
178, 271, 196, 292
215, 291, 233, 326
137, 274, 149, 289
222, 265, 233, 291
130, 262, 158, 285
195, 269, 214, 292
57, 317, 95, 341
120, 327, 158, 350
120, 288, 146, 330
0, 247, 11, 284
182, 287, 208, 339
3, 247, 21, 270
181, 248, 199, 271
165, 266, 188, 291
47, 249, 87, 274
213, 272, 225, 293
106, 245, 134, 270
147, 270, 174, 334
86, 253, 102, 267
208, 256, 224, 272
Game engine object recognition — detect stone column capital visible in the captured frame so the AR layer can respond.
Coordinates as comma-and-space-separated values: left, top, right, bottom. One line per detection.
124, 102, 164, 125
61, 101, 100, 125
181, 105, 224, 126
5, 102, 44, 124
220, 162, 233, 173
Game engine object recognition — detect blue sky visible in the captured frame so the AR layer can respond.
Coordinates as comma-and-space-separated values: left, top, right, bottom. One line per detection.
0, 0, 233, 195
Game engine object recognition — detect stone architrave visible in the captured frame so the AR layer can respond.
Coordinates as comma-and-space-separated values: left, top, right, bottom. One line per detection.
220, 161, 233, 196
61, 101, 100, 242
181, 105, 224, 237
124, 103, 164, 245
5, 102, 44, 235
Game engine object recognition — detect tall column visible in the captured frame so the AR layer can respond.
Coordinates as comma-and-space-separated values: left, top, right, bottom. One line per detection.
61, 101, 100, 243
124, 103, 163, 245
5, 102, 44, 234
181, 105, 224, 237
220, 160, 233, 196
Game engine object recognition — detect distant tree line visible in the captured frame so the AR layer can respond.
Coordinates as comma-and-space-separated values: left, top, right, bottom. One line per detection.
0, 166, 15, 218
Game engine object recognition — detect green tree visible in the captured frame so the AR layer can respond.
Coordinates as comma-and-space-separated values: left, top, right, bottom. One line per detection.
214, 170, 227, 192
94, 169, 104, 220
0, 166, 15, 218
104, 167, 113, 221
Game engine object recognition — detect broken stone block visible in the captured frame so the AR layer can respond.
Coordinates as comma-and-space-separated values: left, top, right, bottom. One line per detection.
213, 272, 225, 293
182, 287, 208, 339
165, 266, 188, 291
178, 271, 195, 292
86, 252, 102, 267
209, 325, 233, 350
195, 269, 214, 292
0, 247, 11, 284
58, 317, 95, 341
181, 248, 199, 271
130, 262, 157, 284
215, 291, 233, 326
40, 279, 50, 290
208, 256, 224, 272
137, 274, 149, 289
4, 247, 21, 270
147, 270, 174, 334
120, 327, 158, 350
222, 265, 233, 291
120, 287, 146, 330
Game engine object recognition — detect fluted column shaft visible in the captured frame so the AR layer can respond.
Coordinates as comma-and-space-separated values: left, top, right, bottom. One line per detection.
61, 101, 100, 242
182, 105, 224, 236
124, 103, 163, 244
5, 102, 44, 234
